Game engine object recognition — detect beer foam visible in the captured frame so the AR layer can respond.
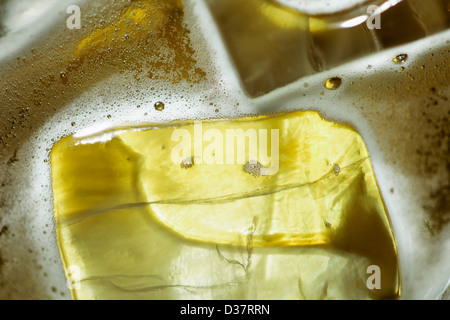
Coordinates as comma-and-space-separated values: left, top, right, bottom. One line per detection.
0, 0, 86, 63
274, 0, 372, 15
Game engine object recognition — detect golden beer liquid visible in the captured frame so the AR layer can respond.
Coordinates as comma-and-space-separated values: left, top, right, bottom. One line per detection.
51, 111, 400, 300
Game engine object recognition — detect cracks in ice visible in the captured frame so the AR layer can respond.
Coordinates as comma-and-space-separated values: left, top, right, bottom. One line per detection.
79, 274, 247, 294
215, 216, 258, 274
61, 157, 369, 227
